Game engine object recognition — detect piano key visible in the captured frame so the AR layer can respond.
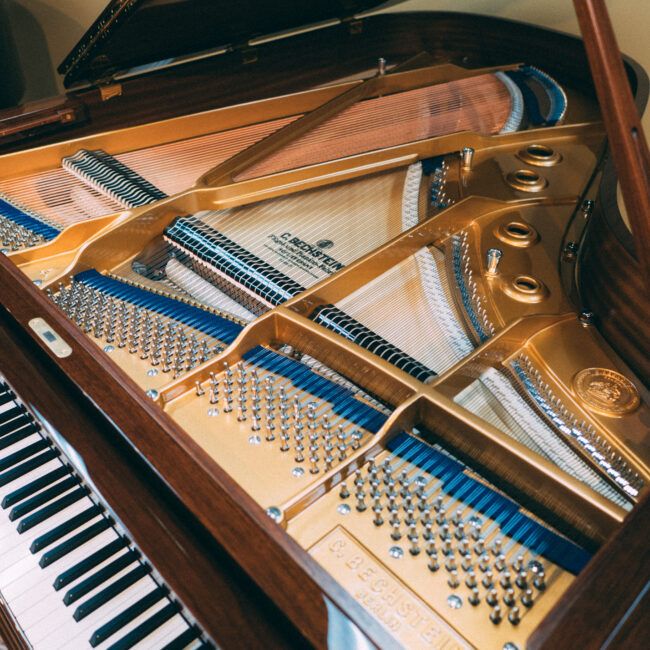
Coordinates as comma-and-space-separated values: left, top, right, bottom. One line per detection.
64, 549, 140, 606
31, 504, 103, 552
53, 536, 127, 589
9, 476, 79, 521
107, 602, 181, 650
0, 501, 96, 584
0, 526, 115, 604
0, 423, 40, 451
0, 436, 49, 472
2, 464, 70, 508
0, 526, 116, 602
0, 494, 89, 551
0, 412, 32, 436
74, 564, 151, 621
41, 517, 114, 568
0, 449, 59, 488
25, 571, 153, 649
0, 388, 15, 406
90, 586, 169, 647
160, 626, 203, 650
17, 485, 89, 533
34, 579, 153, 650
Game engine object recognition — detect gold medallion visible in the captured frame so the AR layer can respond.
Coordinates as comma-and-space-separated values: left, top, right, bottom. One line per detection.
573, 368, 640, 416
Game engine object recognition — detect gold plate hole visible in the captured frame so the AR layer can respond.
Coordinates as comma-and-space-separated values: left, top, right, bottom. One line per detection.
517, 144, 562, 167
495, 220, 539, 247
514, 276, 540, 292
507, 169, 548, 192
503, 274, 548, 303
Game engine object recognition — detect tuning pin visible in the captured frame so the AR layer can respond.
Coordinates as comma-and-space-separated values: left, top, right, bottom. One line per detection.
447, 570, 460, 589
486, 589, 499, 606
482, 569, 494, 589
390, 520, 401, 541
490, 604, 502, 624
533, 570, 546, 591
468, 587, 481, 606
465, 570, 477, 588
195, 381, 205, 397
355, 490, 366, 512
521, 589, 534, 608
508, 606, 520, 625
339, 482, 350, 499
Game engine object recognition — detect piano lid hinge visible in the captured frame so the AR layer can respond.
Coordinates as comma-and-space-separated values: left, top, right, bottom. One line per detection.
345, 18, 364, 35
98, 82, 123, 102
239, 46, 258, 65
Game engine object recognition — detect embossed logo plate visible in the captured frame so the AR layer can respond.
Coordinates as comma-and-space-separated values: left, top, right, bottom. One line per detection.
573, 367, 640, 416
310, 526, 471, 649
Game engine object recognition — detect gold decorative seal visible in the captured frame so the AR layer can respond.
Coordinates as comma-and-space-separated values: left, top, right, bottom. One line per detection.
573, 368, 640, 416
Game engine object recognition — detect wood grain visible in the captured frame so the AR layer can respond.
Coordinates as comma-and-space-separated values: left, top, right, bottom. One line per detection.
574, 0, 650, 285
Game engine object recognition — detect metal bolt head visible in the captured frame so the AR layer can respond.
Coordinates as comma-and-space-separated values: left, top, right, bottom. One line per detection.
389, 546, 404, 559
266, 506, 282, 522
447, 594, 463, 609
337, 503, 351, 515
32, 279, 43, 286
103, 345, 115, 353
145, 389, 159, 399
579, 311, 595, 326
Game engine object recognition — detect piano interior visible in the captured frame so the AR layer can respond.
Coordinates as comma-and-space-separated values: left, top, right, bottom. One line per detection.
0, 13, 648, 649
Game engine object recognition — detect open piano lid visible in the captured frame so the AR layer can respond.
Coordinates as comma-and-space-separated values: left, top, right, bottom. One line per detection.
58, 0, 385, 88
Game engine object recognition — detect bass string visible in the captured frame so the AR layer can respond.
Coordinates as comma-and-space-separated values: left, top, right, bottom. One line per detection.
0, 115, 298, 228
238, 74, 512, 180
116, 115, 298, 195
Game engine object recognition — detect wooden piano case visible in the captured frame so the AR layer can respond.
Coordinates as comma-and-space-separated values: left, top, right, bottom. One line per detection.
0, 1, 648, 648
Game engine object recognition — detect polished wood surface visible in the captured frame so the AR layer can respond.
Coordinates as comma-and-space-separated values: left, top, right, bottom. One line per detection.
0, 308, 304, 649
574, 0, 650, 284
528, 490, 650, 649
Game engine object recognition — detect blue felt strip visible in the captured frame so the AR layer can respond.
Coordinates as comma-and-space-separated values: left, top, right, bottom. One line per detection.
74, 270, 242, 344
0, 198, 60, 241
387, 432, 591, 574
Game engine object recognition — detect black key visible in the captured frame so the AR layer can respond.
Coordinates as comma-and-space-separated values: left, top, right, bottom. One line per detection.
64, 549, 140, 606
0, 449, 58, 488
161, 626, 202, 650
3, 465, 69, 508
9, 476, 79, 521
74, 564, 151, 622
0, 422, 38, 449
90, 587, 168, 647
0, 439, 49, 473
31, 504, 102, 553
0, 407, 28, 432
107, 602, 179, 650
41, 518, 113, 569
17, 485, 88, 533
54, 535, 126, 587
0, 389, 14, 406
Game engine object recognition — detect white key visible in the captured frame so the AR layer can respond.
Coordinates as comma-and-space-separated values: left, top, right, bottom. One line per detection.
49, 578, 158, 650
0, 498, 91, 564
1, 525, 115, 600
0, 459, 66, 501
131, 611, 189, 649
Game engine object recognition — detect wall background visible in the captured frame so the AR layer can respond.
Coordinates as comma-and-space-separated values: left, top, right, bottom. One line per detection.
0, 0, 648, 131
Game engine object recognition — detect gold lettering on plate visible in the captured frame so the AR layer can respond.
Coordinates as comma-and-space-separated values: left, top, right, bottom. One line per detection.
311, 527, 471, 649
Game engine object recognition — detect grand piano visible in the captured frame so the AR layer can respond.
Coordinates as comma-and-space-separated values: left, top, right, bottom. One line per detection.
0, 1, 648, 648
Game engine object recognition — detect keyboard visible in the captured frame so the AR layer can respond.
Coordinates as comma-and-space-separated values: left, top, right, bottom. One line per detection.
0, 380, 211, 650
